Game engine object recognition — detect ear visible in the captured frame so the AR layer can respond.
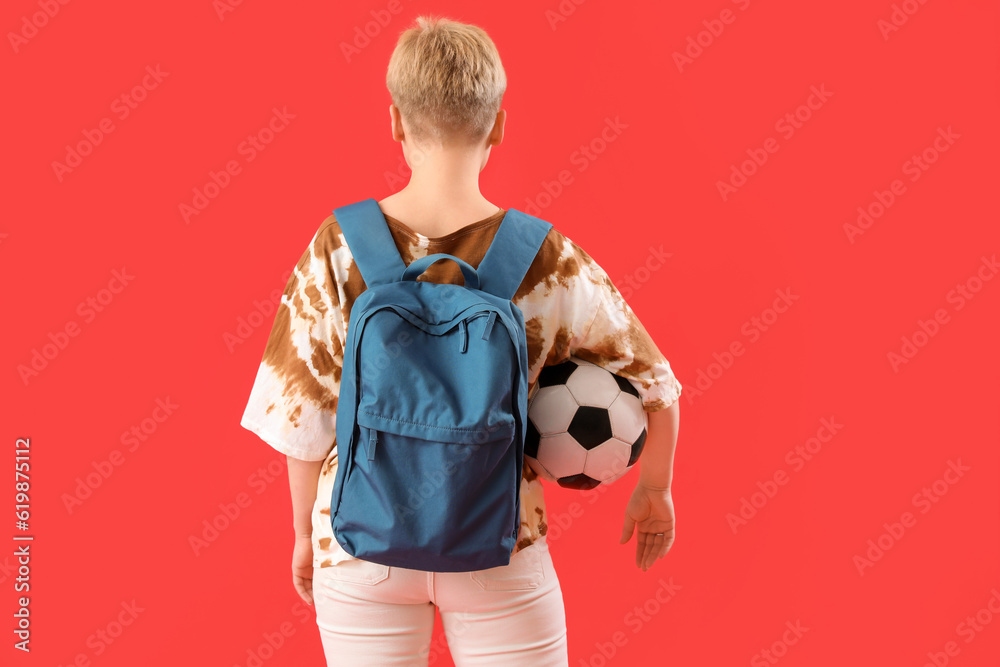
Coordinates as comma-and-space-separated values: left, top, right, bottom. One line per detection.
488, 109, 506, 147
389, 104, 405, 142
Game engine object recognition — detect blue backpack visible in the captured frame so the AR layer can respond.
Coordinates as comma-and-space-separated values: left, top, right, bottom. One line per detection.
329, 198, 552, 572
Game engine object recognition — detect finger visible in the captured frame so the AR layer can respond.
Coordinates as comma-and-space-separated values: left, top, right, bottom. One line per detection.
637, 533, 653, 570
654, 535, 669, 567
643, 535, 657, 571
651, 532, 674, 568
293, 575, 314, 606
662, 532, 675, 556
645, 533, 666, 570
303, 576, 314, 605
620, 515, 636, 544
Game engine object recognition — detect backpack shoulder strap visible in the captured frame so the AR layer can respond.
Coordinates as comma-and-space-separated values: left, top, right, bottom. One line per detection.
477, 209, 553, 301
332, 198, 407, 288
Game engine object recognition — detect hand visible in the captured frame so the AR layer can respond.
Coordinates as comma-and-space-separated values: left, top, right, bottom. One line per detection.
619, 482, 676, 571
291, 535, 315, 605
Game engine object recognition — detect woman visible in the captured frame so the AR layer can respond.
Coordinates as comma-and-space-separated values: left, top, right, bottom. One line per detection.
240, 15, 682, 666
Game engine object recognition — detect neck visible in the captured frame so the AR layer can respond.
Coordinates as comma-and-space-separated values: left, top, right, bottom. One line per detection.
381, 149, 500, 236
403, 148, 486, 208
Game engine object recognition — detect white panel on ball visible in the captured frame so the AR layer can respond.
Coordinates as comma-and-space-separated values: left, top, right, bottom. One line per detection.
528, 385, 577, 434
535, 432, 588, 478
565, 364, 621, 408
583, 439, 633, 481
525, 455, 557, 482
607, 392, 647, 444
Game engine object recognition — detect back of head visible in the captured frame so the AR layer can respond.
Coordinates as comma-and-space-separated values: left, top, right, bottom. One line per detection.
386, 15, 507, 149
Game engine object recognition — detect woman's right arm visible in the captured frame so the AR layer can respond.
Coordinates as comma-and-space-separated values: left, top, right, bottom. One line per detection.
619, 399, 680, 571
637, 399, 680, 491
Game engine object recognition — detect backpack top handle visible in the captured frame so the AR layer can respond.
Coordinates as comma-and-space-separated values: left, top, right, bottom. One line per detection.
401, 253, 481, 290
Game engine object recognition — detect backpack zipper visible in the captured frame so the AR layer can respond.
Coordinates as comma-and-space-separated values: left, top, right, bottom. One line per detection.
367, 428, 378, 461
458, 311, 498, 353
481, 311, 497, 341
459, 319, 468, 353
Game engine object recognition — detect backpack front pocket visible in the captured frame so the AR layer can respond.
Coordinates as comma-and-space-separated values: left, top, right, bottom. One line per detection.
334, 409, 520, 572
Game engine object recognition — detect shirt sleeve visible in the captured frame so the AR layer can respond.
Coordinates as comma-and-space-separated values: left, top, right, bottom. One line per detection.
239, 223, 344, 461
569, 243, 682, 412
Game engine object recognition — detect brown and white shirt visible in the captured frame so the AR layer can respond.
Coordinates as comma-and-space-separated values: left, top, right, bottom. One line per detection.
240, 206, 682, 568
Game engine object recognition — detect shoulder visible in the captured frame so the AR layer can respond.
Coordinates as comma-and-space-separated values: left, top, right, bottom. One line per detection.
298, 214, 353, 261
534, 219, 602, 276
314, 214, 342, 246
515, 216, 605, 300
282, 215, 356, 288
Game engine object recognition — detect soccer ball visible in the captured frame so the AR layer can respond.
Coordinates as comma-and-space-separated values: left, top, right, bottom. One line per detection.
524, 356, 648, 490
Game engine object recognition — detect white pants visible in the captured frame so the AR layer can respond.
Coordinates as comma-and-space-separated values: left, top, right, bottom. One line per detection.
313, 535, 568, 666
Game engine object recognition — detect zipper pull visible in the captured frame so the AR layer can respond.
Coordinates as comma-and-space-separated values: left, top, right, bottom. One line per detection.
459, 318, 468, 353
367, 429, 378, 461
481, 311, 497, 341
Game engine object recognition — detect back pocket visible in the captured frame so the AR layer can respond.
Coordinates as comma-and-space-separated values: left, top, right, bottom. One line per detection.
470, 542, 544, 591
316, 557, 390, 586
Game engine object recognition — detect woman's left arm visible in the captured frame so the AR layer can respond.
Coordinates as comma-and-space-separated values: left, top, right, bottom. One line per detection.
288, 456, 324, 537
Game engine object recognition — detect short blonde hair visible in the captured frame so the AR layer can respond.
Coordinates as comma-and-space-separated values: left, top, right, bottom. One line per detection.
386, 15, 507, 146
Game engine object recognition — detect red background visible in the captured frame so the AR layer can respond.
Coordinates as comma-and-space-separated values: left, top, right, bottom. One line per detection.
3, 0, 999, 665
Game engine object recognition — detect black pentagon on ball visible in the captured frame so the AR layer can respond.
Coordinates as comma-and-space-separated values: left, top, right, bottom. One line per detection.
612, 373, 641, 398
524, 418, 541, 458
537, 359, 578, 387
628, 427, 647, 466
557, 473, 602, 490
567, 406, 613, 450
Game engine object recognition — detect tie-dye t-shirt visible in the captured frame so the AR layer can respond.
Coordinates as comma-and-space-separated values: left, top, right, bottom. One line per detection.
240, 205, 682, 569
